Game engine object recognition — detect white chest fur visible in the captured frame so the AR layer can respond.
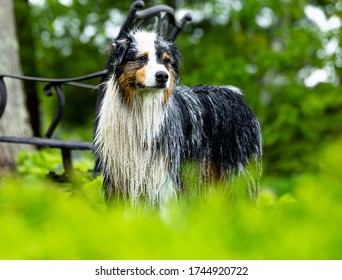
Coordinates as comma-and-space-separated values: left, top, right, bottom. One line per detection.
94, 77, 177, 205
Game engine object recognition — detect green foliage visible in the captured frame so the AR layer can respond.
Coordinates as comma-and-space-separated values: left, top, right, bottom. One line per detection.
0, 140, 341, 259
16, 148, 94, 176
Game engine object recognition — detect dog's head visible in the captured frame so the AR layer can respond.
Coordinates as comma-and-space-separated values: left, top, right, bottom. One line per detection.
107, 30, 182, 105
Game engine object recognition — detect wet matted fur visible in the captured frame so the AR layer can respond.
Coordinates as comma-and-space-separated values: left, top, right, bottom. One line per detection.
94, 30, 262, 206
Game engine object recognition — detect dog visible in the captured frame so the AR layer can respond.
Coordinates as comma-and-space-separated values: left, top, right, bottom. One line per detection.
94, 29, 262, 206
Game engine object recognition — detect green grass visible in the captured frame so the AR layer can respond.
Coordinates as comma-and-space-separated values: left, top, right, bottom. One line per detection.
0, 141, 341, 260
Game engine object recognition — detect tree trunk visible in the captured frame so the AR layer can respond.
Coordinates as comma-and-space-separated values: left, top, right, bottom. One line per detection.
0, 0, 33, 169
14, 0, 41, 138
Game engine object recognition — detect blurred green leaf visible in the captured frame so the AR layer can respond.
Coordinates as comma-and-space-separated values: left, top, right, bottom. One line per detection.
0, 140, 341, 259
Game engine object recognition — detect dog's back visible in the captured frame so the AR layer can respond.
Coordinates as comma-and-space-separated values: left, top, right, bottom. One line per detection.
173, 85, 262, 173
156, 85, 262, 201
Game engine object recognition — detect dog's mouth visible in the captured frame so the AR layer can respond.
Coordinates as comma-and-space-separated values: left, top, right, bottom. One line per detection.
135, 83, 167, 89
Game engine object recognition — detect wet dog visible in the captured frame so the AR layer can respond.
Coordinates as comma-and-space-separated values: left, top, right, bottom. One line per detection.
94, 30, 262, 206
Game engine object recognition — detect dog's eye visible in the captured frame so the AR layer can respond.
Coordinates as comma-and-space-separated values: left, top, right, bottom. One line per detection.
138, 55, 148, 62
163, 57, 171, 64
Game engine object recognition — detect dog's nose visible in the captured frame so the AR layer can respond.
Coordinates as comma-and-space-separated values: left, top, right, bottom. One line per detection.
155, 71, 169, 83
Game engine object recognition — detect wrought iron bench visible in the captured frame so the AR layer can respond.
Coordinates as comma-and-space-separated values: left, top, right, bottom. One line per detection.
0, 0, 191, 179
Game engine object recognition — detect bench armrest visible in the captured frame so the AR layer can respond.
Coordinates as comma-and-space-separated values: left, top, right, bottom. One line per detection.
0, 69, 108, 137
117, 1, 192, 41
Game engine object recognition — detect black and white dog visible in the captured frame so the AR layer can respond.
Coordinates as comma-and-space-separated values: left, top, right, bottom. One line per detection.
94, 30, 262, 206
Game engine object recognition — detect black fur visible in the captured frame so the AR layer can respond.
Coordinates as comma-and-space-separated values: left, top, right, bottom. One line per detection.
154, 85, 262, 184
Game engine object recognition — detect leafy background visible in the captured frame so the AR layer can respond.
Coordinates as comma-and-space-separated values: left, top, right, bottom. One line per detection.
0, 0, 342, 259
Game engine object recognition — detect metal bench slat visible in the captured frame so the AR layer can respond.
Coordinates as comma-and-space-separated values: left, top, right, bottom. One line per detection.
0, 136, 91, 150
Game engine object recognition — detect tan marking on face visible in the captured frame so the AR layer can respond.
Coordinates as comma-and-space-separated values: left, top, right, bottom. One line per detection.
163, 70, 175, 103
118, 61, 146, 106
162, 52, 170, 62
135, 67, 146, 86
162, 52, 174, 102
118, 70, 134, 105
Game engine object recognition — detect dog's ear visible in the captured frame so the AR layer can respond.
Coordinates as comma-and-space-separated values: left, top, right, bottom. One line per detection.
111, 35, 133, 65
113, 41, 127, 65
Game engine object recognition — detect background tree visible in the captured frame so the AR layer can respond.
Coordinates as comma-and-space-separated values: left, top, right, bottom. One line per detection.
0, 0, 32, 169
15, 0, 41, 138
